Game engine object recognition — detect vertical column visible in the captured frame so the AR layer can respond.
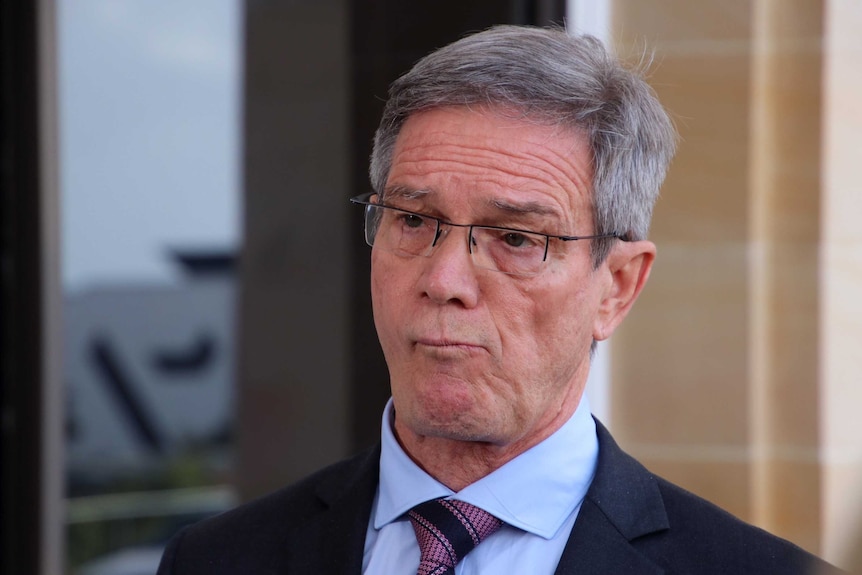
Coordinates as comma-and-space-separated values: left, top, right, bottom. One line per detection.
611, 0, 760, 528
0, 0, 64, 573
821, 0, 862, 563
609, 0, 842, 557
747, 0, 824, 548
38, 0, 65, 572
238, 0, 351, 500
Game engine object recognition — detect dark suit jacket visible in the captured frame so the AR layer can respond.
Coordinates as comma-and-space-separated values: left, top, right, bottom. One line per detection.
157, 422, 843, 574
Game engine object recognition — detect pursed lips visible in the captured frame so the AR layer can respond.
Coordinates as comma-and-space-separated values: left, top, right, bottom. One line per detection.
412, 336, 487, 355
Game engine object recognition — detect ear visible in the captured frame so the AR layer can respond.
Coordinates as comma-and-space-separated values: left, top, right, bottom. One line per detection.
593, 240, 655, 342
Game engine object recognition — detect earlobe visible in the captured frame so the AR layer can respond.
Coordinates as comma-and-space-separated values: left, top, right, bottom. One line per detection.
593, 240, 655, 341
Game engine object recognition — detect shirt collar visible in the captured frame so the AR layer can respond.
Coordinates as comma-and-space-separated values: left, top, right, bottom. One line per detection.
375, 395, 598, 539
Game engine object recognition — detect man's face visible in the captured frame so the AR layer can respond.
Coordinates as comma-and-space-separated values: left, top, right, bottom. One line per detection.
371, 106, 620, 450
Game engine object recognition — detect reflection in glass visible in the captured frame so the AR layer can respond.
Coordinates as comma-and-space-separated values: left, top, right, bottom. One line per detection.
58, 2, 242, 573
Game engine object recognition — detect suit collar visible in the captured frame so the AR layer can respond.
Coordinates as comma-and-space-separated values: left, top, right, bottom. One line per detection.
314, 444, 380, 508
585, 420, 669, 539
554, 420, 669, 575
283, 446, 380, 574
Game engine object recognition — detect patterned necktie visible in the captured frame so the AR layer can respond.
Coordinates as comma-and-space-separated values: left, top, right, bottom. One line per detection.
408, 498, 503, 575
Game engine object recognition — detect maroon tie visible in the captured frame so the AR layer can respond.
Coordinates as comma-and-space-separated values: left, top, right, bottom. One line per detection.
408, 498, 503, 575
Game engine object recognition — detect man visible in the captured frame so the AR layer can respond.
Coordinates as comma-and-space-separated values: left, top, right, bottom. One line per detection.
158, 25, 842, 574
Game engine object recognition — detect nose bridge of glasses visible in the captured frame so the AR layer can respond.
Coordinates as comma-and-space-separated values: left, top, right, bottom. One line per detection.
421, 222, 489, 281
430, 220, 474, 252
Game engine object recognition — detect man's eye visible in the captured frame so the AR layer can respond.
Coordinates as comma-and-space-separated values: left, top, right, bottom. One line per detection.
503, 232, 529, 247
401, 213, 425, 228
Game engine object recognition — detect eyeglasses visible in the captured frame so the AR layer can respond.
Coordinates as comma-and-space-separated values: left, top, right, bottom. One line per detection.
350, 193, 620, 277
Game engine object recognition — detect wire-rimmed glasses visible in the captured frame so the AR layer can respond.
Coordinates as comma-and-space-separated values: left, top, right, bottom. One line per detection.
350, 193, 620, 277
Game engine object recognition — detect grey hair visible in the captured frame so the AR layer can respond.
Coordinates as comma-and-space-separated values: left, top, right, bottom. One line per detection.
369, 25, 677, 266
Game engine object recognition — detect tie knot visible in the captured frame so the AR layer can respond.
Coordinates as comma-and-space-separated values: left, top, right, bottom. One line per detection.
408, 498, 503, 575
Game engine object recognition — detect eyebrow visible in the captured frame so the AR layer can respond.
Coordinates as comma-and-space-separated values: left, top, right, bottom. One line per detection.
487, 198, 562, 219
383, 185, 430, 201
383, 185, 565, 228
387, 186, 559, 214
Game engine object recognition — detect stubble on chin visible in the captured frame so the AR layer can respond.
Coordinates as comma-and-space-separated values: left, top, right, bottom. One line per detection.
391, 380, 513, 449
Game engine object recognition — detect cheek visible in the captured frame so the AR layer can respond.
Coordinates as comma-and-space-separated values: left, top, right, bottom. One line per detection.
370, 259, 394, 336
371, 252, 400, 302
508, 282, 594, 370
370, 255, 412, 350
509, 279, 587, 339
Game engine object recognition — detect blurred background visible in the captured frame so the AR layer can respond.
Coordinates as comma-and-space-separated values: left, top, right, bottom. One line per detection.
1, 0, 860, 573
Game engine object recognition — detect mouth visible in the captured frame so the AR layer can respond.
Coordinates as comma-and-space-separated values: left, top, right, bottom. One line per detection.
413, 337, 486, 356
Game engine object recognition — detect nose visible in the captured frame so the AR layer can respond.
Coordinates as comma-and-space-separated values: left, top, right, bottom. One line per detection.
419, 225, 480, 308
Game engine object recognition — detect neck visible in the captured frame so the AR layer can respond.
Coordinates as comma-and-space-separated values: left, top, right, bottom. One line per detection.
393, 399, 581, 492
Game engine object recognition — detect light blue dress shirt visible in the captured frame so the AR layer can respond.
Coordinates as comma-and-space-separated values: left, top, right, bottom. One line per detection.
362, 395, 599, 574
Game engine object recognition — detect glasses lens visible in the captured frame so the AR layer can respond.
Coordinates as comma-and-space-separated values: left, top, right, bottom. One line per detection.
470, 226, 547, 275
363, 204, 382, 246
365, 204, 437, 257
356, 198, 552, 276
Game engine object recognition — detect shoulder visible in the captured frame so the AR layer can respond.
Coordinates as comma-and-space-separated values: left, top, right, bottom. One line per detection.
650, 475, 836, 573
156, 446, 380, 575
590, 422, 842, 573
189, 445, 377, 536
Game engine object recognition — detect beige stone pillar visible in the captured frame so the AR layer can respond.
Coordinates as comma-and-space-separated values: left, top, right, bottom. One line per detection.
608, 0, 862, 565
821, 0, 862, 563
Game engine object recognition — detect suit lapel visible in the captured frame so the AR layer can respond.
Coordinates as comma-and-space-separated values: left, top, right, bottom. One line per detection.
283, 446, 380, 575
554, 421, 668, 575
554, 499, 665, 575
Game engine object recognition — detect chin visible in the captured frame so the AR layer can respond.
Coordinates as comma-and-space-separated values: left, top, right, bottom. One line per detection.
402, 400, 504, 443
393, 374, 508, 440
413, 417, 496, 443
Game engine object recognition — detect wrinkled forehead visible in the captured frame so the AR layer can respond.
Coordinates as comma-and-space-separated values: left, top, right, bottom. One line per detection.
384, 106, 596, 228
386, 104, 593, 179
